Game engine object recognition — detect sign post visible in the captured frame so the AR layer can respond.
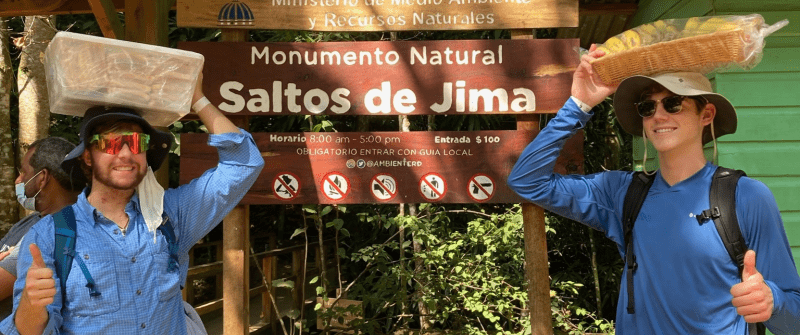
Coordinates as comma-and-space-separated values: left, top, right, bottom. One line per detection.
511, 29, 550, 335
219, 29, 252, 335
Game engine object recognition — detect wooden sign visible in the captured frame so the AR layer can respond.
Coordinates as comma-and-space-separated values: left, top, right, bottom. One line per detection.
180, 130, 584, 204
177, 0, 578, 31
178, 39, 579, 116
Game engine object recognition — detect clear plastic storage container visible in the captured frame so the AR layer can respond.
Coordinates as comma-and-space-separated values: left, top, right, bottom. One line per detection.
45, 31, 204, 126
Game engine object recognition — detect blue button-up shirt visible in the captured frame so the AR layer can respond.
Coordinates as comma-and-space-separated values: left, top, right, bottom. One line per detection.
1, 129, 264, 335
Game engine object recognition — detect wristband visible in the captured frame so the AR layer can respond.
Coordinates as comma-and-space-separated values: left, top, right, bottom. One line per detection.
570, 96, 593, 113
192, 96, 211, 113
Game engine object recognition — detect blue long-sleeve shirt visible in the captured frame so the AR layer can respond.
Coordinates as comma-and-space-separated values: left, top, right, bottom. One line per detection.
507, 99, 800, 334
1, 129, 264, 335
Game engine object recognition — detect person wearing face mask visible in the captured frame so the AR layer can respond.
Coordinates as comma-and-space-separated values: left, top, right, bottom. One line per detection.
0, 137, 87, 322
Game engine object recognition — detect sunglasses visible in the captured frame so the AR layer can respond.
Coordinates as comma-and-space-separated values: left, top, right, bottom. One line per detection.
635, 95, 707, 118
89, 132, 151, 155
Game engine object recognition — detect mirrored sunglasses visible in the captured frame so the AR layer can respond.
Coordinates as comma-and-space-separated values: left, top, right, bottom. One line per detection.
89, 132, 151, 155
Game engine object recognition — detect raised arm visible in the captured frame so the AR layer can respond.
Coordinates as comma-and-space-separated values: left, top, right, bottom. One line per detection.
191, 70, 241, 135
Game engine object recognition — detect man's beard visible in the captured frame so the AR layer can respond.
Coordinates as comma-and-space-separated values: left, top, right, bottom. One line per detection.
92, 162, 147, 190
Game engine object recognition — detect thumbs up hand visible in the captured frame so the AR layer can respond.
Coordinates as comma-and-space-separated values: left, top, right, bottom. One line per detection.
730, 250, 774, 323
21, 243, 57, 308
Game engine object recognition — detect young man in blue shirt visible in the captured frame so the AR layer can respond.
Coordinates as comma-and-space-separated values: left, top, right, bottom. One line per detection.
1, 72, 265, 335
507, 45, 800, 333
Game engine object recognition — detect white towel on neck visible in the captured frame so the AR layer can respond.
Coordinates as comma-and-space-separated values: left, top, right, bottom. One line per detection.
137, 166, 164, 243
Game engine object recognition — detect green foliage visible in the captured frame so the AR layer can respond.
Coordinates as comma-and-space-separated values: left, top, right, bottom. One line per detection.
304, 204, 614, 334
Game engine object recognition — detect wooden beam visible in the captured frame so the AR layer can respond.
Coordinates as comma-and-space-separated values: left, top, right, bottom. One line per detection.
87, 0, 123, 39
0, 0, 66, 16
123, 0, 170, 46
194, 284, 265, 316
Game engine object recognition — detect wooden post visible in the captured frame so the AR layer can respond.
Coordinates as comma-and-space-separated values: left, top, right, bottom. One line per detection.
220, 61, 251, 335
262, 255, 275, 328
224, 205, 250, 335
216, 242, 223, 300
511, 29, 553, 335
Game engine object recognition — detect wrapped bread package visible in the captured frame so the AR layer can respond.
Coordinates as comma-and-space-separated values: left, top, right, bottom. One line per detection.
591, 14, 788, 85
45, 31, 204, 127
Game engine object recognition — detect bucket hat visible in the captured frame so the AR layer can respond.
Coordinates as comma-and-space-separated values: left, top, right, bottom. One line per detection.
62, 106, 174, 174
613, 72, 737, 144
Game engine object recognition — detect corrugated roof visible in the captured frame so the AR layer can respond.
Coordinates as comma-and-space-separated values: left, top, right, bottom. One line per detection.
557, 0, 639, 49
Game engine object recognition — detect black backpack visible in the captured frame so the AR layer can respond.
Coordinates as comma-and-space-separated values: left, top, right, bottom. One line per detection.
622, 166, 765, 335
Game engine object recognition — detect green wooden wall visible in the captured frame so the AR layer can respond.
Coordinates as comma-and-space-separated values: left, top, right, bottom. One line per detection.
628, 1, 800, 273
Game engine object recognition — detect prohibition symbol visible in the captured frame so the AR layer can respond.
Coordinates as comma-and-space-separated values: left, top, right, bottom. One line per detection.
371, 174, 397, 201
468, 174, 495, 202
321, 172, 350, 201
273, 173, 300, 200
419, 172, 446, 201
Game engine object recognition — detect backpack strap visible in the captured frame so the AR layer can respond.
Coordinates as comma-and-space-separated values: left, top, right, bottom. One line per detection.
53, 206, 102, 309
708, 167, 747, 275
157, 216, 179, 273
697, 167, 763, 335
621, 171, 656, 314
52, 206, 78, 308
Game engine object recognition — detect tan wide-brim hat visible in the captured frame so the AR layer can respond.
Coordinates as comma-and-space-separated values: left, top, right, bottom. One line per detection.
613, 72, 737, 144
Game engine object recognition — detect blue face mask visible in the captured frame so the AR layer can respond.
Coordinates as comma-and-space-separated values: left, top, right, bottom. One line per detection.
15, 169, 42, 211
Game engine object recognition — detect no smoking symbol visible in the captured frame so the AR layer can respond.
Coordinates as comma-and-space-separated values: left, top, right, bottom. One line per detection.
468, 174, 495, 202
273, 173, 300, 201
419, 172, 446, 201
321, 172, 350, 201
371, 174, 397, 201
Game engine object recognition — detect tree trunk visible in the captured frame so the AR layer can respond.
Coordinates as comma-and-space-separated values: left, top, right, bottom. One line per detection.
16, 16, 55, 219
0, 19, 16, 231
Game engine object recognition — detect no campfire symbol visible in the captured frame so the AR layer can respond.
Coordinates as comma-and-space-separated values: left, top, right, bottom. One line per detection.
321, 172, 350, 201
273, 173, 300, 200
419, 172, 446, 201
371, 174, 397, 201
468, 174, 495, 202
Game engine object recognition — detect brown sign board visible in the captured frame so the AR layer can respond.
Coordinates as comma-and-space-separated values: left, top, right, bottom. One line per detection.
180, 130, 584, 204
176, 0, 578, 32
178, 39, 579, 116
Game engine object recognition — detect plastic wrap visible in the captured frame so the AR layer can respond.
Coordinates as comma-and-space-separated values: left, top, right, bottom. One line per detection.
45, 32, 204, 127
590, 14, 789, 85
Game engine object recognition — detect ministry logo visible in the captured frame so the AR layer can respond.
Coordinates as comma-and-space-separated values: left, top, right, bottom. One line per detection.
218, 0, 255, 26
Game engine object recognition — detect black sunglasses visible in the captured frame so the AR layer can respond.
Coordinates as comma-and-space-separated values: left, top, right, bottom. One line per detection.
635, 95, 707, 118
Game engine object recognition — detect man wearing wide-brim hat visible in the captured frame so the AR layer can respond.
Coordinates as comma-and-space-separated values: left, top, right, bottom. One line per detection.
2, 73, 264, 335
507, 45, 800, 334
